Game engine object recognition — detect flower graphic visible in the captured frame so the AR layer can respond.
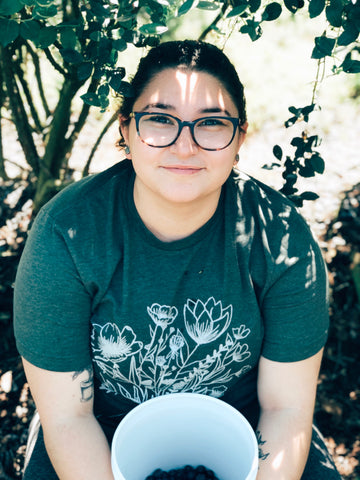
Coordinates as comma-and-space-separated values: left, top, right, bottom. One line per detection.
184, 297, 232, 345
147, 304, 178, 329
232, 343, 251, 363
92, 323, 143, 363
156, 356, 166, 367
209, 385, 227, 398
167, 331, 185, 360
233, 325, 250, 340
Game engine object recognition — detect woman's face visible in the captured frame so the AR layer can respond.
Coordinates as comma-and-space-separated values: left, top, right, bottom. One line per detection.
121, 68, 247, 209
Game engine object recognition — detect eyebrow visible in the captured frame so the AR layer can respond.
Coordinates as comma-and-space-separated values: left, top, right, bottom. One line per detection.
140, 103, 233, 117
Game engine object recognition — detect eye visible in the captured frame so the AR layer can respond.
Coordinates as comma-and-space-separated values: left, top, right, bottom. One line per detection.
197, 117, 228, 127
145, 114, 176, 125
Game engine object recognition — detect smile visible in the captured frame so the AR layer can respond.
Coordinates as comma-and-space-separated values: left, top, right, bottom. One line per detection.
161, 165, 204, 175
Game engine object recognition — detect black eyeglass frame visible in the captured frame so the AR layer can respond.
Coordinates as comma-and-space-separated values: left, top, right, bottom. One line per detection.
129, 111, 245, 151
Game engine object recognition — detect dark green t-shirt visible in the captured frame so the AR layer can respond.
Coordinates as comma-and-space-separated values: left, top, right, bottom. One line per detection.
14, 160, 328, 436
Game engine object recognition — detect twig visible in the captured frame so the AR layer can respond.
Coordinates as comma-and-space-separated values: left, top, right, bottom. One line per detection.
43, 47, 69, 78
64, 77, 100, 158
198, 3, 228, 42
82, 111, 118, 177
13, 50, 43, 133
25, 41, 51, 118
0, 46, 40, 175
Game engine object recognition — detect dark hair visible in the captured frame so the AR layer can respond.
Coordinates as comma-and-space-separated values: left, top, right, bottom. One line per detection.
118, 40, 247, 147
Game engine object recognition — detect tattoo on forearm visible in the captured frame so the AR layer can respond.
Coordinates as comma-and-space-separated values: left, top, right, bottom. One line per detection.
256, 430, 270, 461
72, 365, 94, 403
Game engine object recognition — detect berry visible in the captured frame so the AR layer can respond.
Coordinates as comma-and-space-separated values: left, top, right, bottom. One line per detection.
145, 465, 220, 480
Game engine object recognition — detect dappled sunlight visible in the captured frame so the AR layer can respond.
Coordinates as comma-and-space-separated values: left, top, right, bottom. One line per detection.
141, 68, 236, 119
272, 450, 285, 470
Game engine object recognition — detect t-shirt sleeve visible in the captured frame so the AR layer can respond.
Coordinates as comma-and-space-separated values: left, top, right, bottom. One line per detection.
14, 208, 92, 372
260, 223, 329, 363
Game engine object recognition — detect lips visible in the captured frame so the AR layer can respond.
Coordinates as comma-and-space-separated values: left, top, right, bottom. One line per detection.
161, 165, 204, 174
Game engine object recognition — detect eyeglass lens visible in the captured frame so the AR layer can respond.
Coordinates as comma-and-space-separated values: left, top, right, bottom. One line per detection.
138, 114, 235, 150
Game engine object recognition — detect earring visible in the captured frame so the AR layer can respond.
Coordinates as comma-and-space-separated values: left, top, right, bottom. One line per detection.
124, 145, 130, 155
234, 154, 239, 164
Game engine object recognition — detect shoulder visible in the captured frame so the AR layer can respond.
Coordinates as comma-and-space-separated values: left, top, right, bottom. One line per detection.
225, 170, 324, 274
227, 170, 312, 236
40, 160, 133, 224
229, 169, 297, 214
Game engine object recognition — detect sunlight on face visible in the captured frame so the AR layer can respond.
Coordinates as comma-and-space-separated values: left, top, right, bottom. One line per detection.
137, 68, 238, 119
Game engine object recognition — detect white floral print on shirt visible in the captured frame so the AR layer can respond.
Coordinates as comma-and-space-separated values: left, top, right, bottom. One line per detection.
91, 297, 251, 404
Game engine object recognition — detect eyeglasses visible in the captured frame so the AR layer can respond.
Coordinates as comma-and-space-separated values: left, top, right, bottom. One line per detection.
129, 112, 243, 151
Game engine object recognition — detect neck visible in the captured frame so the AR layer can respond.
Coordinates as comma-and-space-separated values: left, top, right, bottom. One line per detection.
133, 181, 221, 242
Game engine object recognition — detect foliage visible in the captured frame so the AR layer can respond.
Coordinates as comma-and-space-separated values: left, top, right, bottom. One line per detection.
0, 0, 359, 211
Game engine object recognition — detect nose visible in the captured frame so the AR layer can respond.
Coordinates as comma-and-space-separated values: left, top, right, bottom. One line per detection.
170, 125, 198, 156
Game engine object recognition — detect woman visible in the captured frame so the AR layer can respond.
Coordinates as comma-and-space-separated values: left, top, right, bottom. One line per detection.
14, 40, 341, 479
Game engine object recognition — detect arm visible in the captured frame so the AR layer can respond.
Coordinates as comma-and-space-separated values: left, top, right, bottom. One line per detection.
255, 349, 323, 480
23, 358, 114, 480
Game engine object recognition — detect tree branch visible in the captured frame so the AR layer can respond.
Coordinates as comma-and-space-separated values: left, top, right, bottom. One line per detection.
0, 66, 8, 180
82, 110, 118, 177
43, 47, 69, 78
64, 76, 100, 158
25, 41, 51, 118
0, 46, 40, 175
13, 49, 43, 133
198, 2, 229, 42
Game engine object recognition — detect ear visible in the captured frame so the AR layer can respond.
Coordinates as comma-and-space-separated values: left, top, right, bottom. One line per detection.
237, 121, 248, 149
119, 114, 131, 158
119, 114, 130, 144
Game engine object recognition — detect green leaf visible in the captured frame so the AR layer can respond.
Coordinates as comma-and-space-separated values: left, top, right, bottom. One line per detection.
338, 22, 359, 46
60, 29, 77, 49
285, 116, 297, 127
20, 20, 40, 42
262, 2, 282, 21
273, 145, 283, 161
98, 84, 110, 96
283, 0, 304, 13
60, 48, 83, 64
0, 19, 20, 47
77, 62, 93, 81
81, 92, 101, 107
240, 19, 262, 41
300, 191, 319, 201
197, 1, 220, 10
178, 0, 196, 16
249, 0, 261, 13
89, 31, 102, 41
340, 52, 360, 73
111, 80, 134, 97
308, 0, 325, 18
0, 0, 22, 15
299, 165, 315, 177
37, 26, 57, 48
112, 38, 127, 51
33, 0, 55, 5
302, 104, 315, 118
98, 94, 109, 111
311, 36, 336, 59
33, 4, 58, 19
325, 0, 344, 27
227, 4, 248, 17
139, 23, 168, 35
309, 154, 325, 174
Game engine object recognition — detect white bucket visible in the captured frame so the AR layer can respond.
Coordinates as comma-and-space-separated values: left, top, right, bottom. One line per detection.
111, 393, 258, 480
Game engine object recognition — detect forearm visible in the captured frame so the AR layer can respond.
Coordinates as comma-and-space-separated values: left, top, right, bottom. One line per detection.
255, 408, 313, 480
43, 414, 114, 480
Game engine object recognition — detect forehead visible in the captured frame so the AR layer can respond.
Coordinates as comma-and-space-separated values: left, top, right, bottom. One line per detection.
133, 68, 237, 115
